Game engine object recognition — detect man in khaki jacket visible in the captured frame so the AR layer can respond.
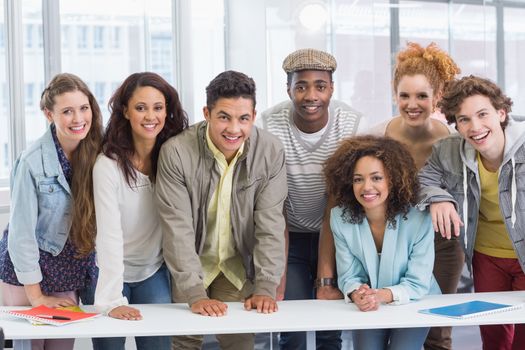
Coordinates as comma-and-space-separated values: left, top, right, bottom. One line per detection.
156, 70, 287, 350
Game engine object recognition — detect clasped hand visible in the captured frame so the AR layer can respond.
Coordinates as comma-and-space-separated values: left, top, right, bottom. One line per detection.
350, 284, 392, 312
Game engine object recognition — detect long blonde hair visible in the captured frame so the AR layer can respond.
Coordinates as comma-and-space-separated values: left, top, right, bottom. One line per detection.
40, 73, 103, 256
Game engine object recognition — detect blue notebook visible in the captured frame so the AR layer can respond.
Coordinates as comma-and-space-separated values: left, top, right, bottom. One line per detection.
419, 300, 523, 319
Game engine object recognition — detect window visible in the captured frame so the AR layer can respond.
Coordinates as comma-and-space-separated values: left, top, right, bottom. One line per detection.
25, 24, 33, 48
61, 25, 70, 49
451, 4, 497, 79
93, 26, 104, 49
94, 82, 105, 103
504, 6, 525, 116
77, 25, 88, 49
25, 83, 34, 106
111, 27, 121, 49
61, 0, 174, 122
0, 2, 8, 181
37, 24, 43, 48
23, 0, 46, 147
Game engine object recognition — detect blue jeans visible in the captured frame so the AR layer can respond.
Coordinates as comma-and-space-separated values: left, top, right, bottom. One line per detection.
92, 264, 172, 350
353, 327, 430, 350
279, 232, 342, 350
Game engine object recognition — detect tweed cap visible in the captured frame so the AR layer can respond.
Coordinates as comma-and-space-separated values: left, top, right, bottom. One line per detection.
282, 48, 337, 73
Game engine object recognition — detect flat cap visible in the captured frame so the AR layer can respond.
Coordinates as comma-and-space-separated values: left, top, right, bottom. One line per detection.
282, 48, 337, 73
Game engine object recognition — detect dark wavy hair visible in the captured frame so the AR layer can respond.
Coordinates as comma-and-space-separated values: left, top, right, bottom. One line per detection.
206, 70, 256, 110
103, 72, 188, 186
40, 73, 103, 256
438, 75, 513, 130
324, 135, 419, 228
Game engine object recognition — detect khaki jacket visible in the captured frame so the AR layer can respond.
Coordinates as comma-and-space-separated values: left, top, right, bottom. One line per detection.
156, 121, 287, 305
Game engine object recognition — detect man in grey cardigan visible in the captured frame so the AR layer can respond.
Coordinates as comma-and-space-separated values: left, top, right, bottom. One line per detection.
156, 70, 287, 350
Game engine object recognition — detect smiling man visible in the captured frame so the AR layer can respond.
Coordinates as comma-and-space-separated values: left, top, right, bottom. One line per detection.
156, 70, 287, 350
260, 48, 361, 350
418, 75, 525, 350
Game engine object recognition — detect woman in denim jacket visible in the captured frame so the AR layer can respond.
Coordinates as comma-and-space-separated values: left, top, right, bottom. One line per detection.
0, 73, 103, 350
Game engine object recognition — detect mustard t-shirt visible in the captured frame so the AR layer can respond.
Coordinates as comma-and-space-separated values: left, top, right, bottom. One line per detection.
474, 153, 516, 258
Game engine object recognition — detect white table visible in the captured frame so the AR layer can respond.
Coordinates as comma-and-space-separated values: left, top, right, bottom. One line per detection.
2, 291, 525, 349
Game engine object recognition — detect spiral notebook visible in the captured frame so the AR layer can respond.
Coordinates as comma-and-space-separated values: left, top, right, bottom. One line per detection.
2, 305, 100, 326
419, 300, 523, 319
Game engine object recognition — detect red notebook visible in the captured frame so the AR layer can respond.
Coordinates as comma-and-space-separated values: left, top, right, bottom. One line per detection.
2, 305, 100, 326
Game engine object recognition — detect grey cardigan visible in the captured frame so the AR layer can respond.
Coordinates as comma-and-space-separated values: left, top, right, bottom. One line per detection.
418, 118, 525, 273
156, 121, 287, 305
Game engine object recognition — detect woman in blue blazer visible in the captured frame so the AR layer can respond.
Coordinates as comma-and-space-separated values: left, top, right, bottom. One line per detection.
324, 135, 440, 350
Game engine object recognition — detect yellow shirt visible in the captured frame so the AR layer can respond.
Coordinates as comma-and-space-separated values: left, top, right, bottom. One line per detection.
475, 153, 516, 258
200, 126, 246, 290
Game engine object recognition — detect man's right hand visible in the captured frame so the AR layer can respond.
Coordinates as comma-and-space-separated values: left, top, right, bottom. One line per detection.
190, 298, 228, 317
430, 202, 463, 239
316, 285, 343, 300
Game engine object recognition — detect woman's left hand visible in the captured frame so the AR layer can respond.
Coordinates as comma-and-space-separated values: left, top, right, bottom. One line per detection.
108, 305, 143, 320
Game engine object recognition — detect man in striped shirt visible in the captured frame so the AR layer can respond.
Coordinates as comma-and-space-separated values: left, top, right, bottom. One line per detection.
260, 48, 362, 350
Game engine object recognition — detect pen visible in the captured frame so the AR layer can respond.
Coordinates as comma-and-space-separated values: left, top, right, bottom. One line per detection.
36, 314, 71, 321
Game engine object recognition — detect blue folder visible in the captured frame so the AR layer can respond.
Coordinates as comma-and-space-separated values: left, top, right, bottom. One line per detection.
418, 300, 523, 319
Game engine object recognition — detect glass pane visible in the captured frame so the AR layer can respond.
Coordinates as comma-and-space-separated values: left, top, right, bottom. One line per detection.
451, 4, 497, 79
504, 7, 525, 117
23, 0, 46, 148
189, 0, 225, 122
60, 0, 173, 123
399, 1, 449, 49
265, 0, 391, 129
0, 1, 9, 180
333, 0, 392, 129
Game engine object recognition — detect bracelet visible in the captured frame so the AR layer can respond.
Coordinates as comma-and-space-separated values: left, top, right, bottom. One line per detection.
314, 278, 337, 288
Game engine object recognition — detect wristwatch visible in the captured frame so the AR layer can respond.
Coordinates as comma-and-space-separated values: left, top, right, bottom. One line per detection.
314, 277, 337, 288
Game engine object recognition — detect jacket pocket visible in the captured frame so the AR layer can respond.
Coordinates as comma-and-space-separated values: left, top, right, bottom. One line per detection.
38, 182, 69, 210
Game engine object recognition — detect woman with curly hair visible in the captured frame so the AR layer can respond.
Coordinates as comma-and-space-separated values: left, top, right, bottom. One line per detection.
365, 42, 463, 349
92, 72, 188, 350
325, 135, 440, 350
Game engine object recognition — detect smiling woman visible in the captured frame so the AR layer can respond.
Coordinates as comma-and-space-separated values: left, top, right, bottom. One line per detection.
325, 135, 440, 350
92, 72, 188, 350
0, 73, 103, 350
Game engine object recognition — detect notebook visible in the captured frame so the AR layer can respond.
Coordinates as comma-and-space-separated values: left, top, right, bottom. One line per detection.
1, 304, 100, 326
419, 300, 523, 319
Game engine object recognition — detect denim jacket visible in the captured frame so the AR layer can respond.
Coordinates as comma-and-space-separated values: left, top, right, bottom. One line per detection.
418, 118, 525, 273
8, 126, 72, 285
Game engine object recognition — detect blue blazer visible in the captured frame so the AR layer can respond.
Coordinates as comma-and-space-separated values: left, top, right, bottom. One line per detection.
331, 206, 441, 305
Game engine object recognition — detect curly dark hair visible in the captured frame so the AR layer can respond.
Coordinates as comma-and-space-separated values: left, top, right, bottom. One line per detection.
324, 135, 419, 227
206, 70, 256, 110
104, 72, 188, 186
438, 75, 513, 129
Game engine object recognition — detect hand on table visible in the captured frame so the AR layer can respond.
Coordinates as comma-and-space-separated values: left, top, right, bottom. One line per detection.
191, 299, 228, 317
108, 305, 143, 320
29, 294, 76, 308
244, 295, 278, 314
350, 284, 380, 312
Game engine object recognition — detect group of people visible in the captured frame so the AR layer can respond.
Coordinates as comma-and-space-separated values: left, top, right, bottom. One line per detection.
0, 42, 523, 350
